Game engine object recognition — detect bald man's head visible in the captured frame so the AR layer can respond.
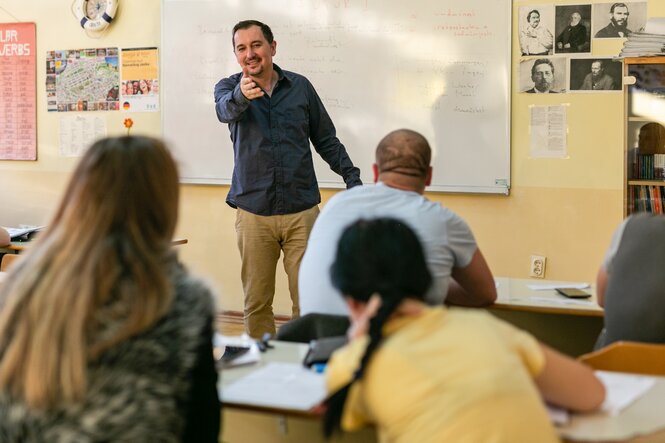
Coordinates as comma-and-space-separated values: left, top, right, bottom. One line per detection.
374, 129, 432, 193
376, 129, 431, 178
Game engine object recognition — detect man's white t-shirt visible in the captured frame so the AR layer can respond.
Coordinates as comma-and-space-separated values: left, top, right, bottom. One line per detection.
299, 183, 477, 315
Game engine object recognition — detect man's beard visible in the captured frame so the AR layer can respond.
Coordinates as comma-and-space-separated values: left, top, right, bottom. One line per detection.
611, 18, 628, 30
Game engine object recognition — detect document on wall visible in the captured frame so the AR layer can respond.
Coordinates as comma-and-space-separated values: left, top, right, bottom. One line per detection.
59, 115, 106, 157
529, 105, 567, 158
0, 22, 37, 160
120, 47, 159, 112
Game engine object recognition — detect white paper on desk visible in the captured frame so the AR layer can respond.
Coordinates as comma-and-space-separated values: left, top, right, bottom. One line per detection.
546, 404, 570, 425
221, 362, 326, 411
214, 333, 260, 367
596, 371, 656, 416
526, 283, 590, 290
528, 296, 596, 307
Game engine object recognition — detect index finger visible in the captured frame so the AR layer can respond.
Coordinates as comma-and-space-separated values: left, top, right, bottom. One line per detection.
242, 65, 251, 79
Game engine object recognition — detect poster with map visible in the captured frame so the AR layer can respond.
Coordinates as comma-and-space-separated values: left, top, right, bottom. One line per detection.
46, 47, 119, 112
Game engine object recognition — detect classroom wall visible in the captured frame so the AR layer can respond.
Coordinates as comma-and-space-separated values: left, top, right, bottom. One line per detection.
1, 1, 662, 314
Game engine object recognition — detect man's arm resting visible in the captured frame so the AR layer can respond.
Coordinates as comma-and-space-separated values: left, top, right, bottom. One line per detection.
306, 83, 362, 188
446, 249, 497, 307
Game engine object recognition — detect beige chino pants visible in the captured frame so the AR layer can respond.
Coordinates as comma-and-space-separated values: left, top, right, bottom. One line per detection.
235, 206, 319, 338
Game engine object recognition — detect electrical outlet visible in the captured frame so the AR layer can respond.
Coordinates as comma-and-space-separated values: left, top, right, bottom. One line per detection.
529, 255, 546, 278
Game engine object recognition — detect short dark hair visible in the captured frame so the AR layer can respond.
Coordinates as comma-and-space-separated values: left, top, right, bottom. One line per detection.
232, 20, 274, 48
610, 3, 628, 13
527, 9, 540, 22
531, 58, 554, 76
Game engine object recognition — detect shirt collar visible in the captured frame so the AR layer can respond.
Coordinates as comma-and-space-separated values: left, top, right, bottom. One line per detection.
273, 64, 290, 85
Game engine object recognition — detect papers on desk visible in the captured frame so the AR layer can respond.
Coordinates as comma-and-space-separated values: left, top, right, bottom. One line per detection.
526, 283, 590, 291
213, 333, 260, 368
597, 371, 656, 416
528, 296, 596, 307
2, 225, 44, 240
548, 370, 656, 425
221, 362, 327, 411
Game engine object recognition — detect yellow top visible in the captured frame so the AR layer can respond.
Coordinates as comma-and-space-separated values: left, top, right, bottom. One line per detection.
326, 307, 560, 443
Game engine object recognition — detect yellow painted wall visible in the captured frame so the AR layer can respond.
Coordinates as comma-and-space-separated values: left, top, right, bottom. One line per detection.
1, 1, 663, 314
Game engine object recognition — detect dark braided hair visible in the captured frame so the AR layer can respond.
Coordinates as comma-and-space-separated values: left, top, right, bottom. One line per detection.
323, 218, 432, 438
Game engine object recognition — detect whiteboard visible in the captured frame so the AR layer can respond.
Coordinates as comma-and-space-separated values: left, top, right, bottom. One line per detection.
162, 0, 511, 194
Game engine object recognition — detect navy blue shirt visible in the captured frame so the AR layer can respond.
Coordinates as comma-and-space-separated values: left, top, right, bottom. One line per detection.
214, 65, 362, 216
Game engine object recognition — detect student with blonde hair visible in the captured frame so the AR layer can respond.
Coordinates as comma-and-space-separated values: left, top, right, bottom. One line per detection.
324, 218, 605, 442
0, 136, 220, 441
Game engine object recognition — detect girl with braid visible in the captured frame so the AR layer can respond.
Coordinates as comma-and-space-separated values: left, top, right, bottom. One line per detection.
324, 218, 604, 442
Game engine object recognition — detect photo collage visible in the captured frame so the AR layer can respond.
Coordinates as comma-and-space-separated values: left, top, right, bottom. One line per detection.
519, 1, 648, 93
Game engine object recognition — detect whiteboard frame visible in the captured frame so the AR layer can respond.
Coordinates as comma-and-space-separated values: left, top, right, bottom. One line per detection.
161, 0, 512, 195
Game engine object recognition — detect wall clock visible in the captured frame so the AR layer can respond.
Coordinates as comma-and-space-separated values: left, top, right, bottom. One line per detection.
73, 0, 119, 32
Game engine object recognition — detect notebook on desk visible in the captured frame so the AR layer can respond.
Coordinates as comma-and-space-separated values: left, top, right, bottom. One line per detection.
2, 226, 44, 240
303, 336, 348, 367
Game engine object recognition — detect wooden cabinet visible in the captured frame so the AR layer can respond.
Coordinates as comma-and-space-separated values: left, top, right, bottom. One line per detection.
624, 57, 665, 216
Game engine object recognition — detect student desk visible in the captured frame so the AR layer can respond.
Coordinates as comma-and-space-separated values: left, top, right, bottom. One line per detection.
0, 238, 189, 254
492, 277, 603, 317
220, 341, 665, 443
221, 341, 376, 443
488, 277, 605, 357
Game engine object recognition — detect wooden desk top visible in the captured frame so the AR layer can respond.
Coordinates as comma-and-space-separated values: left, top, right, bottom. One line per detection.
559, 373, 665, 442
490, 277, 604, 317
220, 341, 320, 418
1, 238, 188, 253
222, 341, 665, 442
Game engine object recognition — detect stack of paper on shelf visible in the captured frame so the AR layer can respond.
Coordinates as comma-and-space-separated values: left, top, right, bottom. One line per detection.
620, 18, 665, 57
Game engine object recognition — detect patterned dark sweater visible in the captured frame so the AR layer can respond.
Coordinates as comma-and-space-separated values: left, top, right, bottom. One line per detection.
0, 261, 220, 442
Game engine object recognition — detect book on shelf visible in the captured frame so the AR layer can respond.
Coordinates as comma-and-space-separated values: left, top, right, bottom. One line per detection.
631, 154, 665, 180
628, 184, 665, 215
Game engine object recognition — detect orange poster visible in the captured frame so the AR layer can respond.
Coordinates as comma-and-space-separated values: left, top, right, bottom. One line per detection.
0, 22, 37, 160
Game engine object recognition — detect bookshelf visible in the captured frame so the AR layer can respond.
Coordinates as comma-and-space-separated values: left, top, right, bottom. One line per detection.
624, 57, 665, 216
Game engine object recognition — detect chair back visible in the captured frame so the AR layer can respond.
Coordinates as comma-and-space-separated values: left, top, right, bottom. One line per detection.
0, 254, 20, 272
579, 341, 665, 376
276, 313, 350, 343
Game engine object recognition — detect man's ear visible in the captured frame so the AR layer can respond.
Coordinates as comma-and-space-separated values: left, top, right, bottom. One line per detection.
271, 40, 277, 56
425, 166, 433, 186
372, 164, 379, 183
